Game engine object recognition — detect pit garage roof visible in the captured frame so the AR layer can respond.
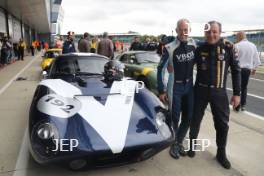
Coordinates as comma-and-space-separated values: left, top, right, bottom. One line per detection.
0, 0, 50, 33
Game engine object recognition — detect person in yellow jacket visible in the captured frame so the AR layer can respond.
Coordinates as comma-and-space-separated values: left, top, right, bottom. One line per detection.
90, 38, 97, 53
18, 39, 26, 61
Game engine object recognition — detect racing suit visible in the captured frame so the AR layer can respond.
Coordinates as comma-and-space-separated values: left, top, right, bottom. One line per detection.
189, 40, 241, 150
157, 37, 196, 145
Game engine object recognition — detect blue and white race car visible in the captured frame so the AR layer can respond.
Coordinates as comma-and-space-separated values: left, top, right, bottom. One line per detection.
29, 53, 173, 170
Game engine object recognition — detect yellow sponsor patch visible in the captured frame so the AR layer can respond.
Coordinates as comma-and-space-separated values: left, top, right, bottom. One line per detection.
201, 52, 209, 57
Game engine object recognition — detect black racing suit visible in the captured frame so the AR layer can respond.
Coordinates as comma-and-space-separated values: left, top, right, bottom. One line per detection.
189, 40, 241, 150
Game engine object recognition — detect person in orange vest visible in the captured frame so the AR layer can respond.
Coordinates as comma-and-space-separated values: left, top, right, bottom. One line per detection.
36, 40, 41, 51
30, 41, 36, 56
115, 40, 120, 52
120, 41, 124, 53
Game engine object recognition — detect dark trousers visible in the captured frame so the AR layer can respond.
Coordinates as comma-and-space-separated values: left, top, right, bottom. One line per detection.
171, 81, 193, 144
18, 49, 24, 60
30, 47, 35, 56
90, 48, 96, 53
189, 86, 230, 149
0, 49, 8, 64
241, 68, 251, 106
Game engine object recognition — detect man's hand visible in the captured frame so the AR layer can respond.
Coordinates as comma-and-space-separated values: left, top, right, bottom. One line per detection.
159, 93, 168, 104
167, 65, 173, 73
223, 39, 234, 48
251, 69, 256, 76
230, 96, 240, 109
223, 39, 239, 58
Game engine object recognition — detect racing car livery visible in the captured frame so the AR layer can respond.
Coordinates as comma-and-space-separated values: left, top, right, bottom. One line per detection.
29, 53, 173, 170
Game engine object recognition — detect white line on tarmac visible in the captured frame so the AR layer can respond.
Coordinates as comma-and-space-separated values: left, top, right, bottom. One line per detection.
13, 129, 29, 176
226, 87, 264, 100
250, 77, 264, 82
229, 105, 264, 121
0, 58, 36, 95
243, 111, 264, 121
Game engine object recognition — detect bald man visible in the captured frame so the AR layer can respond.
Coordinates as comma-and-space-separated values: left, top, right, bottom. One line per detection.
157, 19, 196, 159
235, 31, 261, 111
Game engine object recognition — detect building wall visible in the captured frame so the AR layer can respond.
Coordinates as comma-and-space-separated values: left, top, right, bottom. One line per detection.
0, 8, 7, 35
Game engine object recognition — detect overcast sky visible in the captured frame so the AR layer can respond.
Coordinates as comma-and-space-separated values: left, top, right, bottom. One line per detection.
61, 0, 264, 36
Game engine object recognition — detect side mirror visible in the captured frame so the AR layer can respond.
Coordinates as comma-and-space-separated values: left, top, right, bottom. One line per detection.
42, 71, 48, 79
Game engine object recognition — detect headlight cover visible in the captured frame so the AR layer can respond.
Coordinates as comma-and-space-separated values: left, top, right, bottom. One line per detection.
156, 112, 171, 139
37, 123, 58, 140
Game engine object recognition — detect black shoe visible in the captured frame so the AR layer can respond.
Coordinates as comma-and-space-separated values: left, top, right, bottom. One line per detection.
187, 149, 195, 158
187, 139, 196, 158
234, 105, 240, 112
178, 144, 187, 156
241, 106, 245, 111
169, 143, 180, 159
216, 149, 231, 169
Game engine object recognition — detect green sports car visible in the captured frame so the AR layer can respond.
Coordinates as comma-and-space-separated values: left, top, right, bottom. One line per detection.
116, 51, 162, 94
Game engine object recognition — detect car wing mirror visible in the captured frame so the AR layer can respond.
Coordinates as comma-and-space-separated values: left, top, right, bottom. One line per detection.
42, 71, 48, 79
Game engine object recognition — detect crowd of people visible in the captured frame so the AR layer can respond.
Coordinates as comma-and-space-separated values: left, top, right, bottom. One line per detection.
0, 35, 50, 68
60, 31, 165, 60
62, 31, 115, 59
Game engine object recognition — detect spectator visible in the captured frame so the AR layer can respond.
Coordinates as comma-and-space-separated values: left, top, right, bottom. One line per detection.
44, 42, 49, 51
235, 31, 261, 111
97, 32, 114, 59
13, 42, 19, 59
148, 38, 158, 51
157, 35, 166, 56
129, 36, 142, 51
18, 38, 26, 61
54, 37, 63, 49
36, 40, 41, 51
90, 38, 97, 53
142, 38, 150, 50
7, 36, 13, 63
62, 31, 76, 54
30, 41, 35, 56
78, 32, 90, 52
1, 36, 11, 65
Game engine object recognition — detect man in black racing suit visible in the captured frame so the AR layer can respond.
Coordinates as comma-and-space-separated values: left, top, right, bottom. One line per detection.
188, 21, 241, 169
